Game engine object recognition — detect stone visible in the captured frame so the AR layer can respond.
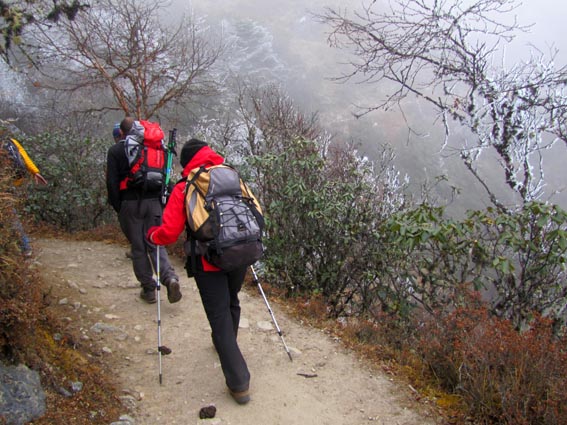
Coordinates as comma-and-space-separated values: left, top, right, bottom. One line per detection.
257, 320, 274, 331
0, 363, 46, 424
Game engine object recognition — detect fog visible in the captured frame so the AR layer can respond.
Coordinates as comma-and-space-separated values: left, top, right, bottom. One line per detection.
167, 0, 566, 212
2, 0, 564, 211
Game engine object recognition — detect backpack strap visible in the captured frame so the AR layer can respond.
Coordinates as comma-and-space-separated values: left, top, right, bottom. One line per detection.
186, 166, 208, 199
181, 168, 208, 276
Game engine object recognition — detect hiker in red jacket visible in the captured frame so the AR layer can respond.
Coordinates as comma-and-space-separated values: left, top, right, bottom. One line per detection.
147, 139, 251, 405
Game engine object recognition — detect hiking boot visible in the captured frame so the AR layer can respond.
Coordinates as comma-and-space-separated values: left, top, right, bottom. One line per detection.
164, 278, 182, 304
140, 288, 156, 304
229, 388, 250, 405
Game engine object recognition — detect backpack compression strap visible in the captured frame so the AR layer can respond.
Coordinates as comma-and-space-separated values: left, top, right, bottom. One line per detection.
180, 166, 207, 275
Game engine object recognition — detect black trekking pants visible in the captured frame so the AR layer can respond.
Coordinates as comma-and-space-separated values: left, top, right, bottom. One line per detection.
194, 265, 250, 393
119, 197, 178, 290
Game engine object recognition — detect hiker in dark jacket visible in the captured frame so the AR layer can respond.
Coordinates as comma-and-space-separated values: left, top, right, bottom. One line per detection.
147, 139, 252, 405
106, 117, 181, 304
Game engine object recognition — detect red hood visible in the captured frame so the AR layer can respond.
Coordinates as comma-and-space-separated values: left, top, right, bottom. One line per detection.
181, 146, 224, 177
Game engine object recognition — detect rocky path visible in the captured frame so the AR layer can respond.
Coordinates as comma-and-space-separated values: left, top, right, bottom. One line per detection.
35, 238, 440, 425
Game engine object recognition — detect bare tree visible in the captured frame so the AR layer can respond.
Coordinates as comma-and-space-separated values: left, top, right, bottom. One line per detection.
316, 0, 567, 210
0, 0, 87, 62
23, 0, 222, 119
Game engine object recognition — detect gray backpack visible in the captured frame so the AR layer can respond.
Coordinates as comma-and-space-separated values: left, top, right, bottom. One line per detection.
183, 164, 264, 272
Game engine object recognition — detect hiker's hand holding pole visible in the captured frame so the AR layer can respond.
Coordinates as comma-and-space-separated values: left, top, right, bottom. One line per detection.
146, 227, 165, 246
147, 228, 157, 245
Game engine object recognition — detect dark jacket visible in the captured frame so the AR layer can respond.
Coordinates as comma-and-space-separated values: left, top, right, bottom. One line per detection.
106, 140, 161, 213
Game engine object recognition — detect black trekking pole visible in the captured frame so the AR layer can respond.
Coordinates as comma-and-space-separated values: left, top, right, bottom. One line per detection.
153, 246, 172, 384
250, 265, 293, 362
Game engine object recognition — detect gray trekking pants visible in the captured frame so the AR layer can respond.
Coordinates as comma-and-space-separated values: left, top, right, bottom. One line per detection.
118, 197, 178, 290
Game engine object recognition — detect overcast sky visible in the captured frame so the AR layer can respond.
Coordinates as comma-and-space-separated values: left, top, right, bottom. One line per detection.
180, 0, 567, 115
504, 0, 566, 65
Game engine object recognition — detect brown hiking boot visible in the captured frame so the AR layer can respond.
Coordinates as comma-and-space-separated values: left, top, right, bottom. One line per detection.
139, 288, 156, 304
229, 388, 250, 405
164, 278, 182, 304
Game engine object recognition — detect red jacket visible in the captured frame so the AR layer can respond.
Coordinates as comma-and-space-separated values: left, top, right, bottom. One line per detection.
147, 146, 224, 271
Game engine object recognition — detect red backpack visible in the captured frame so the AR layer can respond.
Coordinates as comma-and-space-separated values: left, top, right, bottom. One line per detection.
120, 120, 166, 192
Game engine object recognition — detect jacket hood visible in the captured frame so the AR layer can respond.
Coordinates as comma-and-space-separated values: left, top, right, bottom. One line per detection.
181, 146, 224, 177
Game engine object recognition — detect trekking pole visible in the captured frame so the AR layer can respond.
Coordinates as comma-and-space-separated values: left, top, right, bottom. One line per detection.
162, 128, 177, 205
153, 245, 172, 385
250, 265, 293, 362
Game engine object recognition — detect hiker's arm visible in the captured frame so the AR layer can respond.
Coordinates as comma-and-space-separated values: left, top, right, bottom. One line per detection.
147, 183, 186, 245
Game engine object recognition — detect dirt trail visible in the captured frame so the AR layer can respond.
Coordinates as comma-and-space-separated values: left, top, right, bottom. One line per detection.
34, 238, 440, 425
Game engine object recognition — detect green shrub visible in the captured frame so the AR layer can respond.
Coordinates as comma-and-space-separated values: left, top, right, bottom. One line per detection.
376, 204, 479, 318
466, 203, 567, 332
253, 138, 408, 316
373, 202, 567, 333
21, 132, 114, 231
